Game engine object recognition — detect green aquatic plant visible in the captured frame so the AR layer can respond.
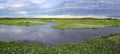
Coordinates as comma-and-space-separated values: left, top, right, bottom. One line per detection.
0, 34, 120, 54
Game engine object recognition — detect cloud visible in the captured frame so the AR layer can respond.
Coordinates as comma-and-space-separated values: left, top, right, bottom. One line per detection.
0, 4, 27, 11
9, 4, 28, 8
17, 11, 28, 15
62, 0, 120, 10
0, 0, 120, 18
4, 0, 63, 9
0, 5, 5, 9
0, 0, 29, 9
22, 14, 108, 18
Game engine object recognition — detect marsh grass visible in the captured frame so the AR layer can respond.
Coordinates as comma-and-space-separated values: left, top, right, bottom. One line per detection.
0, 18, 47, 26
108, 35, 120, 43
51, 18, 120, 29
0, 18, 120, 29
0, 34, 120, 54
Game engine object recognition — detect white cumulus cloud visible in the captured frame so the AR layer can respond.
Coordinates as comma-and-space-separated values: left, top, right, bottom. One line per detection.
17, 11, 28, 15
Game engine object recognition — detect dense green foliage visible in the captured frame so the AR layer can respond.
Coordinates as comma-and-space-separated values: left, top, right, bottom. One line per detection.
0, 34, 120, 54
0, 18, 120, 29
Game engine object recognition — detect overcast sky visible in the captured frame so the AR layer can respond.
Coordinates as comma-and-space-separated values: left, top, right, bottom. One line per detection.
0, 0, 120, 18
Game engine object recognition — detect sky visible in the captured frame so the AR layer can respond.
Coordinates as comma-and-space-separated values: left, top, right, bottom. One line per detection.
0, 0, 120, 18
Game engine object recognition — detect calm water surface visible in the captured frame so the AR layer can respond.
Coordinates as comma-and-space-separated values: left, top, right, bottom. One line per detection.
0, 23, 120, 46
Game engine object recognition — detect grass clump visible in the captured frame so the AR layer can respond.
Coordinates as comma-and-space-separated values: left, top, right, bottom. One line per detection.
108, 35, 120, 43
0, 34, 120, 54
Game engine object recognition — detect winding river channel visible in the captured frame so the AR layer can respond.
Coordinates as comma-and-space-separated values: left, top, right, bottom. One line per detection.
0, 23, 120, 46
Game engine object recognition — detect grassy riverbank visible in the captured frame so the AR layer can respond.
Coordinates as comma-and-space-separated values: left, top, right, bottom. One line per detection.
0, 18, 120, 29
0, 34, 120, 54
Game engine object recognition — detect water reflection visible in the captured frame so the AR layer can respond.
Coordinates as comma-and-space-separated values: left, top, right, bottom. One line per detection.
0, 23, 120, 46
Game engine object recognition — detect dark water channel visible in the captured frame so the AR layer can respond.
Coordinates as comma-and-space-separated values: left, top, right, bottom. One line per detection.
0, 23, 120, 46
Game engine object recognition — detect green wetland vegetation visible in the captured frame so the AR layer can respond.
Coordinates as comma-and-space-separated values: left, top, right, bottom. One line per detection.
0, 18, 120, 54
0, 34, 120, 54
0, 18, 120, 29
